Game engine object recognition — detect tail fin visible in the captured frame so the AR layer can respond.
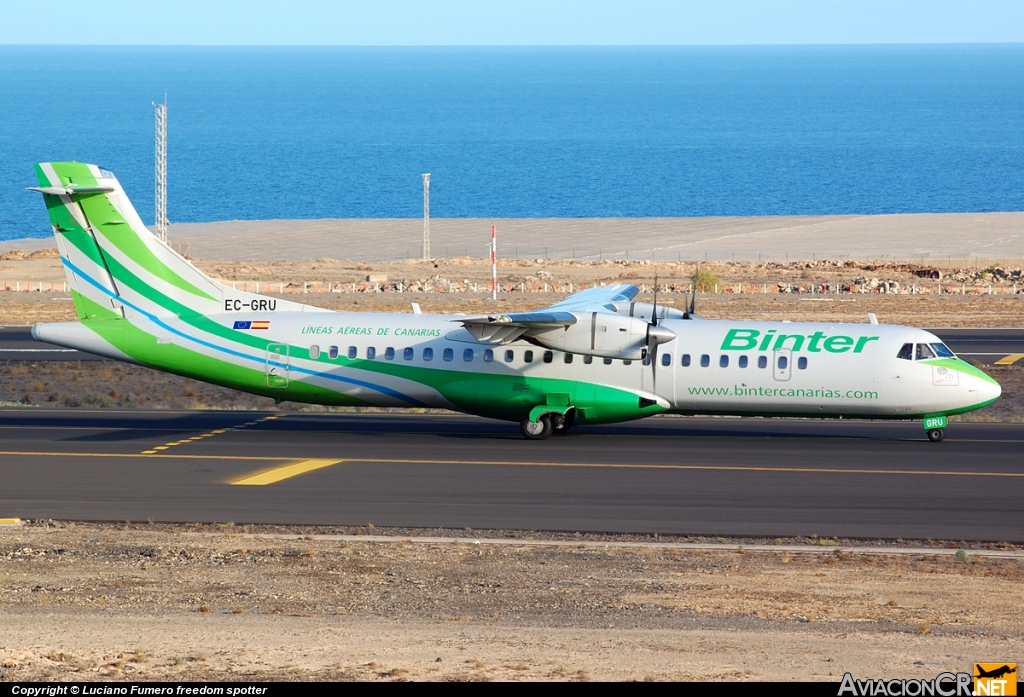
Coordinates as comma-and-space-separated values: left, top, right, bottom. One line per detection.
30, 162, 224, 320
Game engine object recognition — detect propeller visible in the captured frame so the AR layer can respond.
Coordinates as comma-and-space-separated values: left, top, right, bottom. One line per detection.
645, 271, 675, 393
683, 263, 698, 319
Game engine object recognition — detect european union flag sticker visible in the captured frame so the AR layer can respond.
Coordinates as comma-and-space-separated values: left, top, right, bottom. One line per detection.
233, 320, 252, 330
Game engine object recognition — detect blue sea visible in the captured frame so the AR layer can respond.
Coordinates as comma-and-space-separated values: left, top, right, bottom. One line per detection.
1, 45, 1023, 242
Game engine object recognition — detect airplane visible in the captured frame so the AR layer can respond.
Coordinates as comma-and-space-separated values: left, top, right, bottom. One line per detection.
28, 162, 1001, 441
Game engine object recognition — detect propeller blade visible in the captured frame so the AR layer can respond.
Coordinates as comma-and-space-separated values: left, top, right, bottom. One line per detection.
651, 343, 657, 391
649, 271, 659, 390
687, 263, 697, 317
651, 271, 659, 326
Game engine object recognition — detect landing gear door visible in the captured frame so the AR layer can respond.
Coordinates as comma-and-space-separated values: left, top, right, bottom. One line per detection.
266, 343, 290, 388
773, 349, 792, 382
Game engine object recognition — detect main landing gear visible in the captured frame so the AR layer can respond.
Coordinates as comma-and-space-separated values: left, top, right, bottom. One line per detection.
520, 411, 574, 441
927, 428, 945, 443
521, 415, 553, 440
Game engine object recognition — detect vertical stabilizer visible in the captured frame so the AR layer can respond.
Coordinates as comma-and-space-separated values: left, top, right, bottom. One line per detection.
30, 162, 224, 320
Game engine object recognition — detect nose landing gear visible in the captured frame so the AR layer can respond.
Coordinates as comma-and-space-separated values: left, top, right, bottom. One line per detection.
923, 416, 947, 443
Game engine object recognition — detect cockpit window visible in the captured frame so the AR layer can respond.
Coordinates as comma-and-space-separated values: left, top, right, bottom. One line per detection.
915, 343, 936, 360
930, 343, 955, 358
896, 343, 913, 360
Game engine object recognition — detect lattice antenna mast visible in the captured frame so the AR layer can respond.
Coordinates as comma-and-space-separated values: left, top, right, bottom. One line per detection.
491, 222, 497, 301
422, 173, 430, 260
153, 93, 168, 243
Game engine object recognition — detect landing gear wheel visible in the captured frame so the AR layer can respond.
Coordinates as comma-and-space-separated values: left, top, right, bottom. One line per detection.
553, 410, 575, 435
927, 428, 945, 443
520, 415, 554, 441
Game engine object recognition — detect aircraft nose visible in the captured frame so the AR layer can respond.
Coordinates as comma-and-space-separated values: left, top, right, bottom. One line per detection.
977, 374, 1002, 406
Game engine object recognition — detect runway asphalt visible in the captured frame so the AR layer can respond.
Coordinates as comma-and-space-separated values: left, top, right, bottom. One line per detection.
1, 409, 1021, 541
3, 326, 1023, 365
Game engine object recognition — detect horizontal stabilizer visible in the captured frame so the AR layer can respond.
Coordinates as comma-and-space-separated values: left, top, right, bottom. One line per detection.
27, 185, 115, 196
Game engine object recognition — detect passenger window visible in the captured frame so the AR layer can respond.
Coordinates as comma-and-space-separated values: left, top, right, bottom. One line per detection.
583, 355, 593, 364
483, 349, 493, 362
700, 354, 710, 367
738, 355, 748, 368
564, 354, 573, 364
384, 347, 395, 360
915, 343, 936, 360
681, 354, 691, 367
328, 345, 339, 360
504, 350, 514, 362
661, 353, 671, 367
366, 347, 376, 360
347, 346, 357, 359
623, 360, 632, 366
778, 355, 788, 369
896, 343, 913, 360
423, 347, 433, 361
524, 350, 534, 363
404, 347, 414, 360
463, 348, 474, 362
930, 343, 955, 358
758, 356, 767, 369
798, 356, 808, 369
443, 348, 454, 362
309, 345, 321, 359
603, 358, 613, 365
720, 355, 729, 368
543, 351, 553, 363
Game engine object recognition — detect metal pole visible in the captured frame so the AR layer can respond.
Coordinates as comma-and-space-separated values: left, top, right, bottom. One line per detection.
422, 173, 430, 260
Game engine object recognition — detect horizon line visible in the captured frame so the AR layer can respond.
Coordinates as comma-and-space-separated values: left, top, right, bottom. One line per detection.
3, 42, 1024, 48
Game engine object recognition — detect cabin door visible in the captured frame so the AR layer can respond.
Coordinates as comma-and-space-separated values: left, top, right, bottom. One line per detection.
266, 343, 290, 388
772, 349, 792, 382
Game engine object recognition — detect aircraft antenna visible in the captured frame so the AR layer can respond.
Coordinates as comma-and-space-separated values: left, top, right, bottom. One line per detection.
422, 173, 430, 260
153, 93, 168, 243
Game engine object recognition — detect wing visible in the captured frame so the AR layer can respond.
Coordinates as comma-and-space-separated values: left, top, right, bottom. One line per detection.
455, 284, 639, 344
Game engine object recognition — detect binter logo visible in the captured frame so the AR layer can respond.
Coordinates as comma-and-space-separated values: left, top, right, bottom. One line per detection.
974, 664, 1017, 696
722, 328, 879, 354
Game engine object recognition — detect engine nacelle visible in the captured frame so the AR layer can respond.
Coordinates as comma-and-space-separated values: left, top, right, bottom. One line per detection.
608, 301, 687, 322
532, 312, 652, 360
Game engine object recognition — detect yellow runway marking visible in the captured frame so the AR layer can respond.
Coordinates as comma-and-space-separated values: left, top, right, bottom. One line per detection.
994, 353, 1024, 365
231, 459, 343, 486
338, 457, 1024, 479
138, 415, 281, 454
1, 451, 1022, 480
0, 450, 286, 461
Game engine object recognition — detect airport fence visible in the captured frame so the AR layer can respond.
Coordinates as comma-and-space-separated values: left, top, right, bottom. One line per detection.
4, 279, 1024, 296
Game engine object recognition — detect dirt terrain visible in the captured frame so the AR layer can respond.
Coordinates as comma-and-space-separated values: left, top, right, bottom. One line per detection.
0, 522, 1021, 682
2, 250, 1024, 327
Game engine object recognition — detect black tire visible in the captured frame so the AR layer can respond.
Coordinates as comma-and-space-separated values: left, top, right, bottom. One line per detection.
927, 428, 945, 443
553, 410, 575, 435
520, 415, 554, 441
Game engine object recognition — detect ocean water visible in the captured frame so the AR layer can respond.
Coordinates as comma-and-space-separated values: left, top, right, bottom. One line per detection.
1, 45, 1022, 242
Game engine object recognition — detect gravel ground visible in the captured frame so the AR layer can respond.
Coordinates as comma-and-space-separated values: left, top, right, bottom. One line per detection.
0, 522, 1021, 682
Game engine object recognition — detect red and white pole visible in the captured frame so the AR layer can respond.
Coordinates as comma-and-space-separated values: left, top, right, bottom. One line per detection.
491, 222, 497, 301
